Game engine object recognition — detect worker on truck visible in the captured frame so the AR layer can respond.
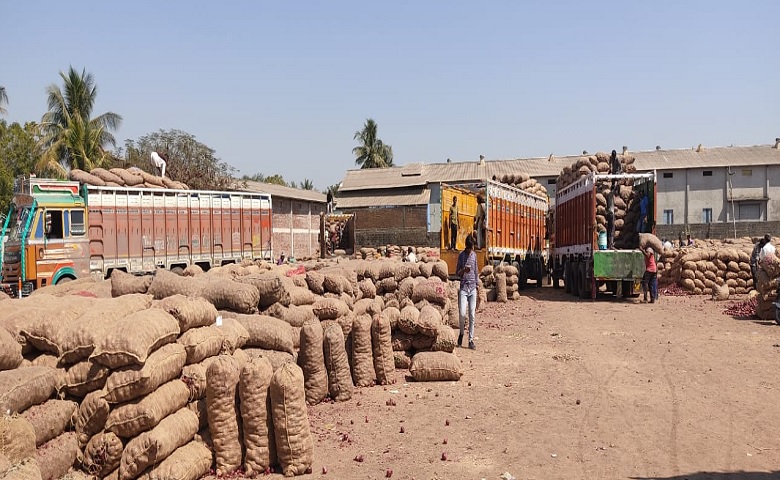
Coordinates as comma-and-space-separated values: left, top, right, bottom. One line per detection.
474, 193, 486, 250
449, 196, 459, 250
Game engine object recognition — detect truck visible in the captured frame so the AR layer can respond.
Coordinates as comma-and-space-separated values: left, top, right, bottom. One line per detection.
439, 179, 549, 286
550, 171, 656, 299
1, 175, 273, 296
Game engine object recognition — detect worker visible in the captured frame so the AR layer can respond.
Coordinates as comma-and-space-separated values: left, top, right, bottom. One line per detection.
662, 238, 673, 250
637, 190, 649, 233
326, 190, 334, 213
610, 149, 622, 175
642, 246, 658, 303
150, 151, 168, 178
474, 193, 486, 250
404, 246, 417, 263
686, 234, 694, 246
449, 196, 459, 250
750, 234, 771, 286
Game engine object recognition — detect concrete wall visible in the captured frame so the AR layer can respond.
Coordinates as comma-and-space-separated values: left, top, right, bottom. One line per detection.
656, 221, 780, 242
272, 197, 325, 260
345, 205, 439, 247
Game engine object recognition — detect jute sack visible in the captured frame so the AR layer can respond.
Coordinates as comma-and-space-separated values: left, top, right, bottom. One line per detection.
418, 262, 433, 278
288, 287, 316, 307
226, 313, 294, 354
410, 352, 463, 382
19, 296, 95, 355
304, 271, 325, 295
0, 416, 36, 464
139, 440, 211, 480
371, 313, 395, 385
411, 280, 448, 306
206, 356, 242, 476
176, 326, 223, 365
119, 408, 199, 480
391, 331, 414, 352
417, 305, 442, 337
110, 270, 153, 297
0, 328, 22, 371
431, 325, 457, 353
393, 351, 413, 369
34, 432, 78, 480
58, 294, 153, 365
180, 357, 217, 401
397, 305, 420, 335
104, 343, 187, 404
411, 334, 435, 350
199, 277, 260, 314
358, 279, 376, 299
298, 321, 328, 406
182, 264, 203, 277
75, 390, 109, 447
29, 354, 58, 368
0, 366, 61, 415
323, 323, 353, 402
59, 361, 110, 398
21, 399, 77, 447
215, 317, 250, 352
351, 314, 375, 387
0, 458, 42, 480
431, 261, 449, 281
282, 304, 316, 328
83, 431, 123, 478
187, 400, 208, 431
244, 348, 296, 372
110, 168, 144, 186
353, 298, 383, 317
270, 363, 314, 477
147, 269, 201, 299
106, 380, 190, 439
90, 167, 124, 184
239, 357, 276, 475
235, 274, 290, 309
153, 295, 217, 333
495, 272, 508, 303
383, 306, 401, 330
312, 297, 349, 321
90, 309, 180, 369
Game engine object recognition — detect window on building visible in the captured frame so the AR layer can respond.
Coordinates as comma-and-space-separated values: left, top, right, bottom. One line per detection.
742, 169, 752, 176
738, 203, 761, 221
547, 179, 556, 184
662, 172, 673, 179
702, 208, 712, 224
703, 170, 713, 177
663, 209, 674, 225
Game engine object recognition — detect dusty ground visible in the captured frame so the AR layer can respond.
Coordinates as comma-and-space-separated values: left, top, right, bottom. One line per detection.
215, 287, 780, 480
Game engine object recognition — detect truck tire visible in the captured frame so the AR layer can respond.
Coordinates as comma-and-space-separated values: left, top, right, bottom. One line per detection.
564, 262, 572, 294
56, 276, 74, 285
579, 263, 591, 299
170, 266, 185, 276
536, 258, 544, 288
571, 261, 580, 297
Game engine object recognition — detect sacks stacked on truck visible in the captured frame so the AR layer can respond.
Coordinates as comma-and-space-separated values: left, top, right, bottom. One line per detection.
497, 172, 549, 198
69, 167, 190, 190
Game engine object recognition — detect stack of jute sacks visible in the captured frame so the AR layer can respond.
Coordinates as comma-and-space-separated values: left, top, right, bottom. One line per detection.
657, 238, 757, 298
68, 167, 189, 190
495, 173, 549, 199
754, 249, 780, 319
478, 264, 521, 303
0, 255, 464, 478
556, 152, 641, 248
357, 246, 439, 261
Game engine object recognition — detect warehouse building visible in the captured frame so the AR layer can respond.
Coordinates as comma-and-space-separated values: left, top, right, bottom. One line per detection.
336, 141, 780, 246
240, 180, 326, 260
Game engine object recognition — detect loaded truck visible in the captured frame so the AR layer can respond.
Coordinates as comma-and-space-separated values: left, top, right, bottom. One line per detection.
440, 179, 549, 286
1, 175, 272, 296
550, 171, 656, 299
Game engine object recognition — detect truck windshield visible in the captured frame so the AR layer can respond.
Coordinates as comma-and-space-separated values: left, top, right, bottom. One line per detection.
4, 206, 32, 242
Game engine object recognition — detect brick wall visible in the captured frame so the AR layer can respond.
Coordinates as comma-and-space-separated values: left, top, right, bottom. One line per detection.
271, 198, 324, 259
656, 221, 780, 242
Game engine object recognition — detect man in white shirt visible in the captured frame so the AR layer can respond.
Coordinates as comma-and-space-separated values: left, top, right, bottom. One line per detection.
151, 151, 168, 178
405, 247, 417, 263
662, 238, 673, 250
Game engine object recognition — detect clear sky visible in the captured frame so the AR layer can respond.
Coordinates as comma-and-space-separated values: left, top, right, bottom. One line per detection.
3, 1, 779, 191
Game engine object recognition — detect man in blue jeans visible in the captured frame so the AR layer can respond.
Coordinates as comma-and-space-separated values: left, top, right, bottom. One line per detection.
456, 235, 478, 349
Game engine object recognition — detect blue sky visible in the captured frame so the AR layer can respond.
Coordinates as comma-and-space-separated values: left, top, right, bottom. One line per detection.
3, 1, 779, 191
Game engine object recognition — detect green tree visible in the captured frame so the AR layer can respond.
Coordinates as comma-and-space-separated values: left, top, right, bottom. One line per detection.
263, 174, 287, 186
0, 86, 8, 115
0, 120, 42, 213
300, 178, 314, 190
119, 129, 237, 191
353, 118, 393, 169
37, 67, 122, 177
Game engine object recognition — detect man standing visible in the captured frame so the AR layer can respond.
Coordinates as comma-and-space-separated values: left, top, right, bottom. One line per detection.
449, 196, 459, 250
750, 234, 771, 286
642, 246, 658, 303
456, 235, 478, 349
326, 190, 334, 213
637, 190, 649, 233
474, 194, 486, 250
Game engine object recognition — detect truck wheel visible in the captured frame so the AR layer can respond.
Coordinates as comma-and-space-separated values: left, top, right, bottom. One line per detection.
536, 259, 544, 287
170, 266, 185, 276
621, 280, 633, 298
571, 262, 580, 297
564, 263, 572, 294
579, 263, 591, 299
56, 276, 73, 285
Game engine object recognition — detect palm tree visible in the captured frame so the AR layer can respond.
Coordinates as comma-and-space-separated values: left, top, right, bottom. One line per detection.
37, 67, 122, 177
0, 86, 7, 115
353, 118, 393, 169
300, 178, 314, 190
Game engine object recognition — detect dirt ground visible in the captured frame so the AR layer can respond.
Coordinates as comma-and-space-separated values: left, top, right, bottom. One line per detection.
213, 287, 780, 480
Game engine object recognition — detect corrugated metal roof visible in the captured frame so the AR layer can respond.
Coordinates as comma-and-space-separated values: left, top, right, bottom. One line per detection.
238, 180, 327, 203
336, 187, 430, 208
339, 144, 780, 191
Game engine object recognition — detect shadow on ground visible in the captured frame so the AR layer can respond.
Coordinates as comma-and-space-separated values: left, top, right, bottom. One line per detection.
632, 472, 780, 480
